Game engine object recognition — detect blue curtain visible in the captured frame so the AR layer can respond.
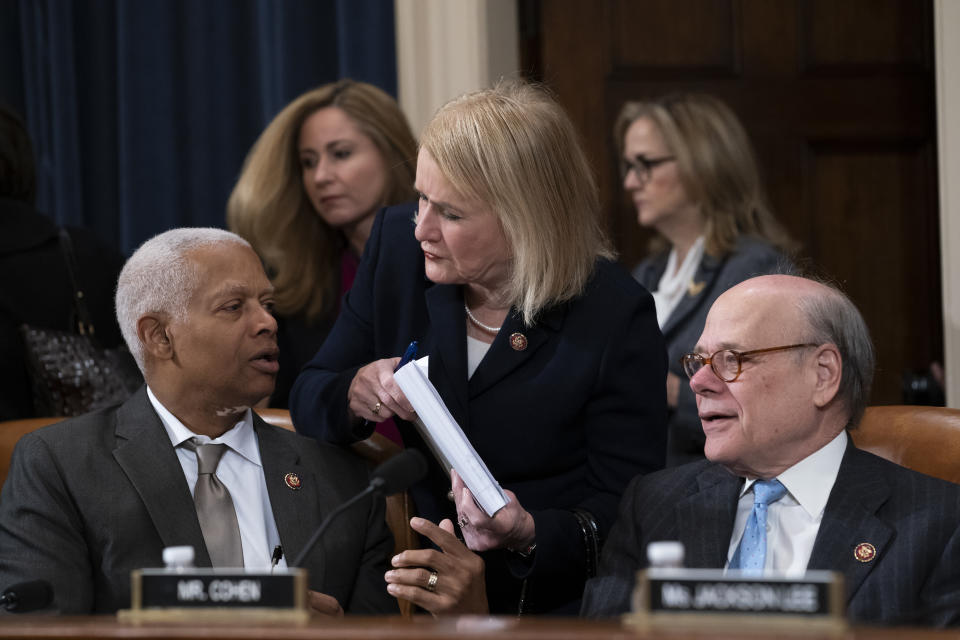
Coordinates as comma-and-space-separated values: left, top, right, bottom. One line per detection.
1, 0, 398, 255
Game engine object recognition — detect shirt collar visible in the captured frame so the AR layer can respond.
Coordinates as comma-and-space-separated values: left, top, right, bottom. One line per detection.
147, 386, 261, 467
739, 430, 848, 518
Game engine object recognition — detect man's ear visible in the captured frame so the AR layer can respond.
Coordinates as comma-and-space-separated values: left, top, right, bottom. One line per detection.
137, 314, 174, 362
812, 343, 842, 408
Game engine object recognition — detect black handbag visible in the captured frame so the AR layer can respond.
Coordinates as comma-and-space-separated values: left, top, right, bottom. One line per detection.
19, 228, 142, 417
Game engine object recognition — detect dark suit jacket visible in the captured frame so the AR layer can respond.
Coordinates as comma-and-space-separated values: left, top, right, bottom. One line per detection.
633, 238, 788, 466
581, 441, 960, 627
0, 388, 397, 615
291, 204, 668, 614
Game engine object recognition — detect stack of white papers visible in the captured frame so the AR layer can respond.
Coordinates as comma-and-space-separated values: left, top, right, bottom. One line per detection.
393, 356, 509, 516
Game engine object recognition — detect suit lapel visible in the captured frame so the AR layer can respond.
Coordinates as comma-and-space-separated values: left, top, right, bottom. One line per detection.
111, 388, 211, 565
424, 284, 470, 428
467, 304, 563, 399
255, 418, 335, 583
807, 443, 893, 601
677, 465, 741, 568
661, 253, 723, 338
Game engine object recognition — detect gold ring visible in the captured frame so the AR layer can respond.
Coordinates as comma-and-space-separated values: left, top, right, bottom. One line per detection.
426, 570, 438, 593
372, 401, 382, 415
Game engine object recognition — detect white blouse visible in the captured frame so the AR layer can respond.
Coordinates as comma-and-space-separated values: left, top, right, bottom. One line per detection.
651, 236, 706, 328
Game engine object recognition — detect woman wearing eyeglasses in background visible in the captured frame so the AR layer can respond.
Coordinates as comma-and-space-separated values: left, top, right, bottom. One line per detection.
615, 94, 795, 466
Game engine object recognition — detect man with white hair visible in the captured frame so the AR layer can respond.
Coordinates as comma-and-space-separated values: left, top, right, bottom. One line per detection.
582, 275, 960, 627
0, 228, 396, 615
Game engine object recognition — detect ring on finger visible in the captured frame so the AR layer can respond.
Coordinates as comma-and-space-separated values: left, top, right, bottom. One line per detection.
457, 514, 469, 529
426, 570, 438, 593
372, 401, 382, 415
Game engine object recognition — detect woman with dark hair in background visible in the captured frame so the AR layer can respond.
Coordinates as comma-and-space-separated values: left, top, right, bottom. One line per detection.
228, 80, 417, 423
615, 94, 795, 466
292, 81, 668, 615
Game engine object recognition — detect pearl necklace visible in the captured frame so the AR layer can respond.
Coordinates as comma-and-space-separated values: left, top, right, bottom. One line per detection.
464, 303, 502, 333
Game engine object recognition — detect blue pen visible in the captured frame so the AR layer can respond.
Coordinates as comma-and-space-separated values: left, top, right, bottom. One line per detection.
394, 340, 419, 372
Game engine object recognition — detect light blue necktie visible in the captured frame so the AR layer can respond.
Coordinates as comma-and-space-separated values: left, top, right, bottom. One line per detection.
729, 478, 787, 575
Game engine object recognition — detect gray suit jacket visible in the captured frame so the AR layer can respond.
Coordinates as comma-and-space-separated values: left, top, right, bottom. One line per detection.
633, 237, 788, 466
0, 388, 397, 615
581, 440, 960, 626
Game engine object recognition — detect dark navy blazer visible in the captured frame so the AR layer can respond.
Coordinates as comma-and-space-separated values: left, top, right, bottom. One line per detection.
582, 441, 960, 627
291, 204, 669, 614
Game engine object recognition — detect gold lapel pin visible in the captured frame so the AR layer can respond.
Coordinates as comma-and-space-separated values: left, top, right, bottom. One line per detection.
687, 279, 706, 297
284, 473, 302, 490
854, 542, 876, 562
509, 332, 528, 351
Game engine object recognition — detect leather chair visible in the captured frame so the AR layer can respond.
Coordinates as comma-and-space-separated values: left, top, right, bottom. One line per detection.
851, 405, 960, 484
0, 417, 64, 486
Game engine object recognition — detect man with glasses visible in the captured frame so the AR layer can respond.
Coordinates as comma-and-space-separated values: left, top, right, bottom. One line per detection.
582, 274, 960, 626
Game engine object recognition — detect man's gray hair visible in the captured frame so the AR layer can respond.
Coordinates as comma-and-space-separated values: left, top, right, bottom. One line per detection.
115, 228, 252, 372
796, 283, 875, 429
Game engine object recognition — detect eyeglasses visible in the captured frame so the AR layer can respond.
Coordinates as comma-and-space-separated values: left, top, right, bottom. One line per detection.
680, 343, 818, 382
620, 154, 675, 184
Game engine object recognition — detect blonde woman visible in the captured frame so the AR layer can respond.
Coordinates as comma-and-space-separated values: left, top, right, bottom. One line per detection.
291, 81, 668, 615
228, 80, 416, 416
615, 93, 794, 466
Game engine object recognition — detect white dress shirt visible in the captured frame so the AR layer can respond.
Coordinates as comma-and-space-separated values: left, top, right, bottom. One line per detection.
725, 431, 848, 576
147, 387, 286, 570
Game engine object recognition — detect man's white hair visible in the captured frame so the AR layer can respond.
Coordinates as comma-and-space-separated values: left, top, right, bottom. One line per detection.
115, 227, 252, 372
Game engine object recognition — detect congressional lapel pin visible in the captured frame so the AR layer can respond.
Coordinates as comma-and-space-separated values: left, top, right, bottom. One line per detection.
284, 473, 302, 490
687, 279, 706, 297
854, 542, 876, 562
509, 332, 528, 351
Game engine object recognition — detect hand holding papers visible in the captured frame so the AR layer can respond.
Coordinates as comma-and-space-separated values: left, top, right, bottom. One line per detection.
393, 356, 509, 517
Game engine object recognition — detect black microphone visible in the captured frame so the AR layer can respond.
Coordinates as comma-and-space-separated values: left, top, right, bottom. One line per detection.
290, 449, 427, 567
0, 580, 53, 613
369, 448, 428, 497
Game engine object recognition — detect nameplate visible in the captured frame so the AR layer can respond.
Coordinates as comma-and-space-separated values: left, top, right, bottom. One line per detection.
119, 569, 308, 624
627, 568, 845, 633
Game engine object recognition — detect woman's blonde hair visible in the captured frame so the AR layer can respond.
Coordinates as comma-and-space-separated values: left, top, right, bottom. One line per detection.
614, 94, 794, 257
420, 80, 614, 326
227, 79, 417, 322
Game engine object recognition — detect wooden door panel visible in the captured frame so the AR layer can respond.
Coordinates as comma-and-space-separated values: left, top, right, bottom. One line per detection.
808, 145, 934, 401
612, 0, 738, 70
528, 0, 942, 405
802, 0, 930, 70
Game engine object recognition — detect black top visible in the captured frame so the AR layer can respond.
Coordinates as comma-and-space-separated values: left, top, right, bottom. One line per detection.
270, 310, 337, 408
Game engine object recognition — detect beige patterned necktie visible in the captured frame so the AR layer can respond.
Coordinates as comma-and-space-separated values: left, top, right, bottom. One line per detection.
181, 437, 244, 567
